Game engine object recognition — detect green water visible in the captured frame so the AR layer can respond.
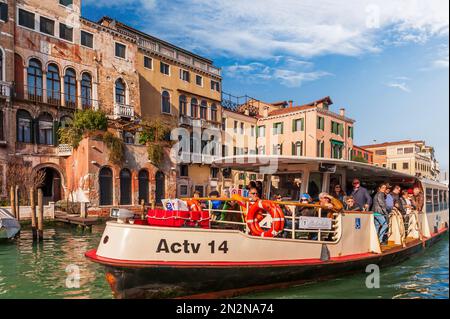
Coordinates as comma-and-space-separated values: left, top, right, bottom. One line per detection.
0, 224, 448, 299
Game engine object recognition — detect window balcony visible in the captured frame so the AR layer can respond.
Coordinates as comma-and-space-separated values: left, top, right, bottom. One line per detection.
0, 81, 12, 101
179, 115, 193, 126
14, 84, 98, 109
113, 103, 134, 119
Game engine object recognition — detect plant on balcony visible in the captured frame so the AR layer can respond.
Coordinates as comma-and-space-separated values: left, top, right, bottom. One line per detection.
352, 155, 368, 164
58, 109, 108, 148
138, 118, 174, 167
102, 132, 125, 165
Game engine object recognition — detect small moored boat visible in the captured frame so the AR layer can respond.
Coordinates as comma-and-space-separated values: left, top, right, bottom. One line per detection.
0, 208, 21, 240
86, 156, 449, 299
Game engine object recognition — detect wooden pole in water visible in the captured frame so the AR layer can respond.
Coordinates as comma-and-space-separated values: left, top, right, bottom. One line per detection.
37, 188, 44, 241
30, 187, 37, 240
15, 185, 20, 222
141, 199, 145, 220
10, 186, 16, 218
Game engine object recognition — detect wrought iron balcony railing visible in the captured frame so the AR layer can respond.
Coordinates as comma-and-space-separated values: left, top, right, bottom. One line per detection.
14, 84, 98, 110
113, 102, 135, 119
0, 81, 12, 101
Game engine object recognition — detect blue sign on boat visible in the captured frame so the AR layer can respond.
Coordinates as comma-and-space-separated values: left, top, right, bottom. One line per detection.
355, 218, 361, 230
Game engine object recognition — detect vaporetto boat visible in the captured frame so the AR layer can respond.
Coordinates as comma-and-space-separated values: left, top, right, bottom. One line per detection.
85, 156, 449, 299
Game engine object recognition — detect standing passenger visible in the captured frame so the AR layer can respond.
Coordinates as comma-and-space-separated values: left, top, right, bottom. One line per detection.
350, 179, 372, 211
385, 184, 394, 213
412, 187, 424, 212
372, 183, 389, 245
331, 185, 345, 204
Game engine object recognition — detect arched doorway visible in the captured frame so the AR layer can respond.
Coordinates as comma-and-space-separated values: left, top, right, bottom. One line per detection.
138, 169, 149, 204
120, 168, 132, 205
39, 167, 62, 205
155, 171, 165, 204
99, 167, 113, 206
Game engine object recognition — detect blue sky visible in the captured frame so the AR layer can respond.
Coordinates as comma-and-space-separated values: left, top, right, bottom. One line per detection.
81, 0, 449, 176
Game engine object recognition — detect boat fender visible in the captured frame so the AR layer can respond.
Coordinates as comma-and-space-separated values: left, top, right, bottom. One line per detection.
246, 200, 285, 238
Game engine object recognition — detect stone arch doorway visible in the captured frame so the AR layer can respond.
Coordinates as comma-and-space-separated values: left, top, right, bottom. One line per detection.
155, 171, 165, 204
38, 167, 62, 205
120, 168, 132, 205
138, 169, 149, 204
99, 167, 113, 206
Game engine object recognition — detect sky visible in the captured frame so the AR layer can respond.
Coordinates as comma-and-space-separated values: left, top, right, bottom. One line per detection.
81, 0, 449, 177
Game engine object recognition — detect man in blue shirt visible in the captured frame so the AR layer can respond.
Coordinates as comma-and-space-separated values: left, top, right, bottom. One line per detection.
385, 184, 394, 213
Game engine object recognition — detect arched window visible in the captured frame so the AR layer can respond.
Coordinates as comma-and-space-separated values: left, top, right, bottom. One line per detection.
38, 112, 54, 145
293, 141, 302, 156
191, 98, 198, 118
46, 64, 60, 105
17, 110, 33, 143
179, 95, 187, 116
27, 59, 43, 101
200, 100, 207, 119
81, 72, 92, 109
64, 68, 77, 108
120, 168, 132, 205
99, 167, 113, 206
210, 103, 217, 122
138, 169, 149, 204
161, 90, 170, 114
115, 78, 126, 105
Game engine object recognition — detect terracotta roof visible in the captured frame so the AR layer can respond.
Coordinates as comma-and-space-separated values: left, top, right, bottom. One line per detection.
360, 140, 425, 149
353, 145, 373, 154
268, 105, 316, 116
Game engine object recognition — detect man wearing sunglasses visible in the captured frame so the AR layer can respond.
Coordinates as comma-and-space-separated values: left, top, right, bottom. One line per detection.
350, 178, 372, 211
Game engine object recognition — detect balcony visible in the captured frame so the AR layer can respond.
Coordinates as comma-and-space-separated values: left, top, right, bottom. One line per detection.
113, 103, 135, 119
57, 144, 73, 157
14, 84, 98, 110
179, 115, 193, 126
136, 35, 221, 77
0, 81, 12, 101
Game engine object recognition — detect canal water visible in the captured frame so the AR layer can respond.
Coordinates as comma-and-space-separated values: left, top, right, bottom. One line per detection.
0, 224, 448, 299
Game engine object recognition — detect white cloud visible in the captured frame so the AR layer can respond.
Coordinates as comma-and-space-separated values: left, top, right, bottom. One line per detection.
386, 82, 411, 93
224, 60, 331, 88
105, 0, 449, 60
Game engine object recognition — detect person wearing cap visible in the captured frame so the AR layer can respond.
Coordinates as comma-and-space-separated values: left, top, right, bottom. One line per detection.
350, 179, 372, 211
296, 193, 315, 217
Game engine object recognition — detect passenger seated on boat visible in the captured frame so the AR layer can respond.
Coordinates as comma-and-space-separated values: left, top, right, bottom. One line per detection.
317, 193, 335, 218
295, 194, 315, 217
209, 191, 222, 220
256, 181, 264, 199
344, 196, 362, 211
373, 183, 389, 245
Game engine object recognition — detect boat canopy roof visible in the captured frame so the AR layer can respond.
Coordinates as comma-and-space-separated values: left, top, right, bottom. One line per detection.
213, 155, 420, 182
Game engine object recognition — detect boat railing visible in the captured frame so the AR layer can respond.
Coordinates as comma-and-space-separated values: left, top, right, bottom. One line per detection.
388, 208, 427, 246
187, 197, 341, 243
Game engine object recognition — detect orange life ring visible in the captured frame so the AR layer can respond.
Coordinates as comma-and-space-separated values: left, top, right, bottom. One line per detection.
246, 200, 285, 237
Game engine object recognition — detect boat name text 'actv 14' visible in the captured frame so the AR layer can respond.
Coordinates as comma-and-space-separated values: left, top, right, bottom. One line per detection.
156, 239, 229, 254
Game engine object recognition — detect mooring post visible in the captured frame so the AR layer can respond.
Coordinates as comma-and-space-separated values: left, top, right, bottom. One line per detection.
10, 186, 16, 218
37, 188, 44, 241
30, 187, 37, 240
15, 185, 20, 222
141, 199, 145, 220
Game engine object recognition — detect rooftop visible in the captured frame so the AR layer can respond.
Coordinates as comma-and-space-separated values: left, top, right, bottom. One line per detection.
360, 140, 425, 149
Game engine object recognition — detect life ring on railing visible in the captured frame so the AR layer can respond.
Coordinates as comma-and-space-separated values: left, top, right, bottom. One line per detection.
246, 200, 285, 237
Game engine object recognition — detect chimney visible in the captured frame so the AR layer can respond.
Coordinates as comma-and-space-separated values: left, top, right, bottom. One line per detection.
263, 106, 269, 118
244, 109, 249, 116
288, 100, 293, 108
339, 108, 346, 117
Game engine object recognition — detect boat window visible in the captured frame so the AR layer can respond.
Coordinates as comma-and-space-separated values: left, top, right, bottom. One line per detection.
433, 189, 439, 212
271, 173, 303, 201
426, 188, 433, 212
439, 190, 445, 211
308, 172, 323, 201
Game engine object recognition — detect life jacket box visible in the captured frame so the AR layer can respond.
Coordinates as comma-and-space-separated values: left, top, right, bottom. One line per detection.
146, 209, 210, 228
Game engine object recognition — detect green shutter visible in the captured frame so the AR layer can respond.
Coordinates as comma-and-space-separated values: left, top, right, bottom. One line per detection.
292, 142, 295, 155
339, 124, 344, 137
273, 123, 276, 135
301, 118, 304, 131
280, 123, 284, 134
292, 119, 296, 132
